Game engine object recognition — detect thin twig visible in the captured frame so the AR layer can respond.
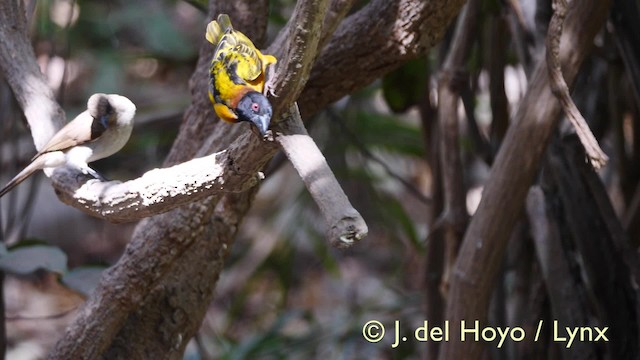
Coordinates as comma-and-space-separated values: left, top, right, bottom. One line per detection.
6, 305, 78, 321
325, 108, 432, 205
546, 0, 608, 168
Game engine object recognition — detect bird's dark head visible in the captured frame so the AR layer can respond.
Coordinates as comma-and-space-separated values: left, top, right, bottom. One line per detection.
236, 91, 272, 135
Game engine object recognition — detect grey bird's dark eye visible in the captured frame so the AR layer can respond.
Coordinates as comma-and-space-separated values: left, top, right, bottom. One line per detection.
251, 103, 260, 112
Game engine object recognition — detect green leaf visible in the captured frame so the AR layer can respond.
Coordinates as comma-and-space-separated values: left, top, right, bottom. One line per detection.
381, 196, 423, 251
0, 245, 67, 275
382, 57, 428, 113
61, 267, 105, 296
352, 112, 424, 157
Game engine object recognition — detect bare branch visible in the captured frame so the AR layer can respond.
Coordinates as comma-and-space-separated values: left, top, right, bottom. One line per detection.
526, 186, 597, 359
261, 0, 368, 247
299, 0, 467, 118
51, 138, 267, 223
318, 0, 358, 51
436, 0, 480, 294
0, 0, 64, 149
440, 0, 612, 358
39, 0, 469, 357
546, 0, 608, 168
49, 0, 362, 356
267, 0, 330, 116
275, 104, 367, 247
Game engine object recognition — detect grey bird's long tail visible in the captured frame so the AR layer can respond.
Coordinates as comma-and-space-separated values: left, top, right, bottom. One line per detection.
0, 157, 47, 198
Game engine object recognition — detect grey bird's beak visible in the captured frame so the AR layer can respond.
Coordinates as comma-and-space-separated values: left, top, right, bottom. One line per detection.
250, 114, 270, 136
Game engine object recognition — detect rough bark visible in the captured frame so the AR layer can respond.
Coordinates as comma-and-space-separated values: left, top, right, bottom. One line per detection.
546, 136, 639, 358
439, 0, 612, 358
526, 186, 597, 359
299, 0, 467, 118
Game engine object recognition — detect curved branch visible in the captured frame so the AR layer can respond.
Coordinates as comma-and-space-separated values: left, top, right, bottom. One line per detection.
546, 0, 608, 168
0, 0, 64, 149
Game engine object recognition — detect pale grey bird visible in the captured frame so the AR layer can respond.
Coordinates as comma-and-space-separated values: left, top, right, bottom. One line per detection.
0, 93, 136, 198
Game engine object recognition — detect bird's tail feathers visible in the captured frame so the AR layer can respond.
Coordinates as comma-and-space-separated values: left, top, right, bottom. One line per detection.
217, 14, 233, 32
0, 156, 47, 198
206, 14, 233, 46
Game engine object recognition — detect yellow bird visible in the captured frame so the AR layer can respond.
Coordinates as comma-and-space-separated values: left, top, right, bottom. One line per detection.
206, 14, 277, 135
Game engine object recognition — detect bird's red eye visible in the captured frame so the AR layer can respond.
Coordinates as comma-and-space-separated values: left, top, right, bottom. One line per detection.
251, 103, 260, 112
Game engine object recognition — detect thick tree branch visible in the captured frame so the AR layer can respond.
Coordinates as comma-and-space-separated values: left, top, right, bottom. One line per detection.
546, 0, 608, 168
0, 0, 64, 148
51, 141, 264, 222
298, 0, 467, 118
2, 0, 466, 224
318, 0, 358, 51
439, 0, 612, 358
526, 187, 597, 359
267, 0, 330, 116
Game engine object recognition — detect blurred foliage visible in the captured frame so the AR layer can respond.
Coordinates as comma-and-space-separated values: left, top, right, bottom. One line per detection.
0, 244, 67, 276
382, 57, 429, 113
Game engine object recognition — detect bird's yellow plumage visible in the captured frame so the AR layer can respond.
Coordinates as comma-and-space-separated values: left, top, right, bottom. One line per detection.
206, 14, 276, 135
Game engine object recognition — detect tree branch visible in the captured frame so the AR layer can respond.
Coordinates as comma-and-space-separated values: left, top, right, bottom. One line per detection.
274, 104, 367, 247
49, 0, 360, 356
50, 138, 265, 222
526, 186, 597, 359
546, 0, 608, 168
299, 0, 467, 118
0, 0, 64, 148
439, 0, 612, 358
436, 0, 480, 294
267, 0, 330, 116
263, 0, 367, 247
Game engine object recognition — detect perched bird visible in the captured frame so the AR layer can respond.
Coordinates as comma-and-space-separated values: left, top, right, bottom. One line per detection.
206, 14, 277, 135
0, 93, 136, 198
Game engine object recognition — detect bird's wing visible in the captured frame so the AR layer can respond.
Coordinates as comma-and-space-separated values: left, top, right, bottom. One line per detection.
231, 38, 265, 82
209, 21, 262, 82
32, 111, 104, 160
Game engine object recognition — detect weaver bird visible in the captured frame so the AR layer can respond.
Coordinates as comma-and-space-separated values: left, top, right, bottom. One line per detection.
206, 14, 277, 136
0, 94, 136, 198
